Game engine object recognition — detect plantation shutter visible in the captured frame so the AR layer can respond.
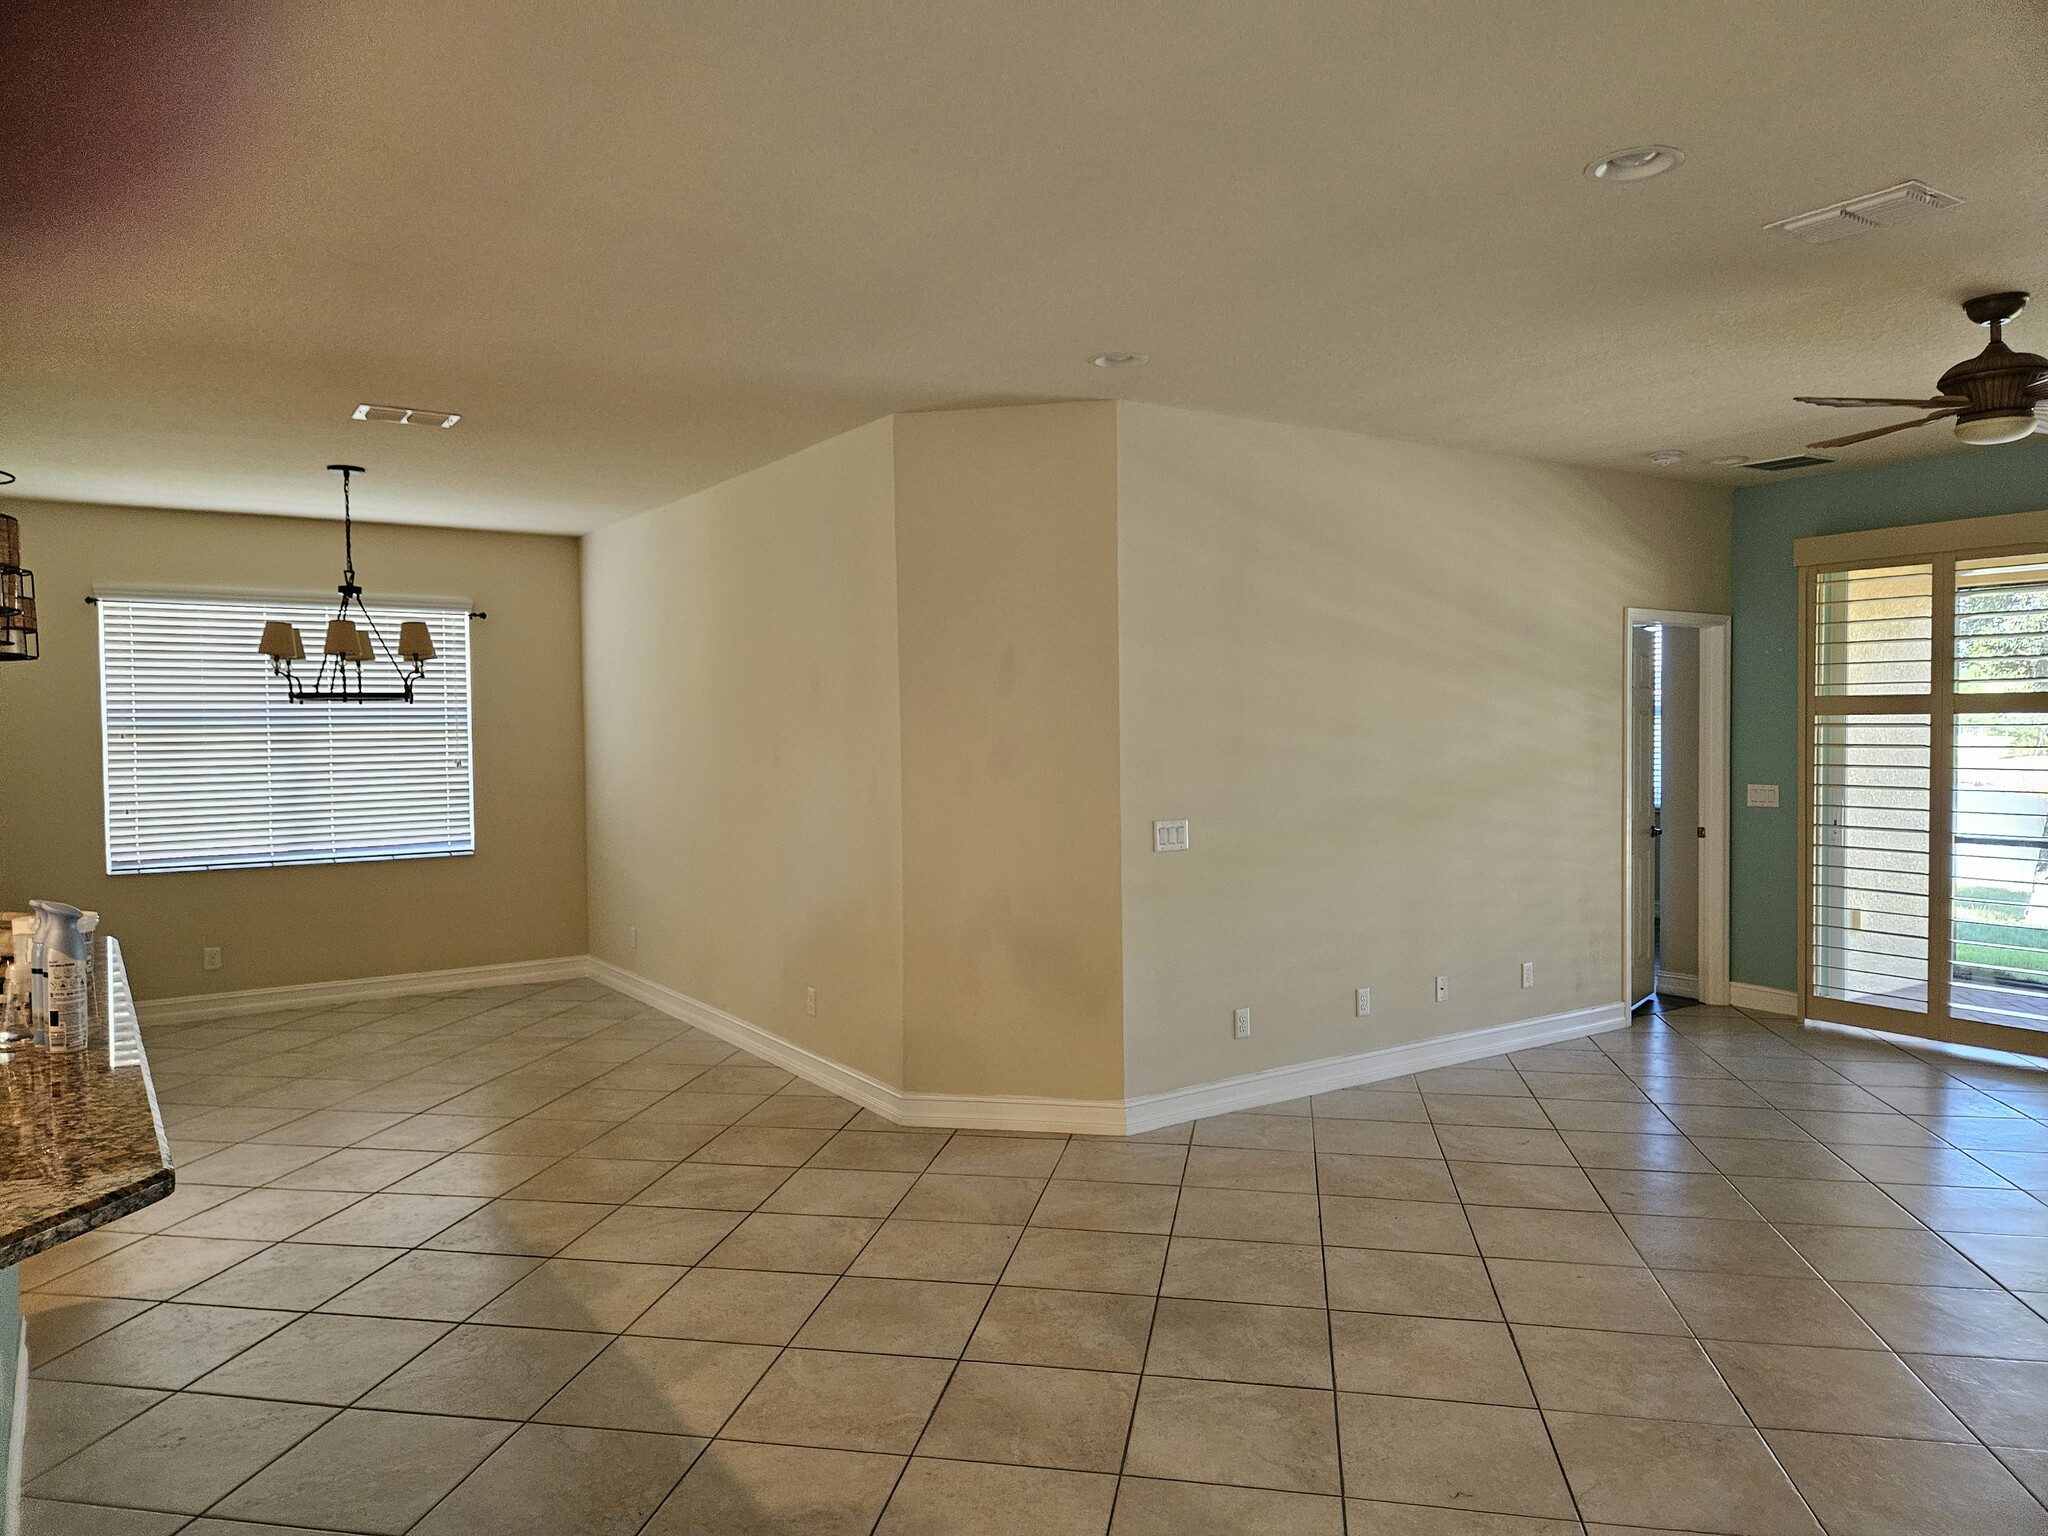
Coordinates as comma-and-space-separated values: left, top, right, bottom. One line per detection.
98, 593, 474, 874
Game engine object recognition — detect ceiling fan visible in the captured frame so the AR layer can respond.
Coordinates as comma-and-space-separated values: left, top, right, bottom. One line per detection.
1798, 291, 2048, 450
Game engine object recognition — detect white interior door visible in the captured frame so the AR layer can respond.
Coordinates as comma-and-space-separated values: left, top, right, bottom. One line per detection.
1630, 625, 1658, 1006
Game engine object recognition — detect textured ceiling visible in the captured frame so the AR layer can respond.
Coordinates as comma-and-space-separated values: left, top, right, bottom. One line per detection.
4, 0, 2046, 533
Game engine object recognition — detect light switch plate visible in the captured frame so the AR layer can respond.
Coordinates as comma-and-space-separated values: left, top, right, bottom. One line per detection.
1746, 784, 1781, 808
1154, 819, 1190, 853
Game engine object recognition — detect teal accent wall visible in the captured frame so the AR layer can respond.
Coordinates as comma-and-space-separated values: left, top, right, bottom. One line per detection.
1730, 437, 2048, 990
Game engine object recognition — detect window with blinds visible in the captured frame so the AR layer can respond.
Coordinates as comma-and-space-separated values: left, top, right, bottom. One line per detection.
99, 594, 474, 874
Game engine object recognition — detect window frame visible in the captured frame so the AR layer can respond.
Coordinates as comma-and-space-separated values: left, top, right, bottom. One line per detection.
96, 587, 478, 876
1796, 507, 2048, 1055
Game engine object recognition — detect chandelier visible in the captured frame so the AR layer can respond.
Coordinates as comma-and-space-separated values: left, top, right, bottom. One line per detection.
257, 465, 435, 703
0, 475, 37, 663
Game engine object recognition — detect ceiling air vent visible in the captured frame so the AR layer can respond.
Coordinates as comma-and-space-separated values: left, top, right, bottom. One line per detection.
353, 404, 462, 428
1743, 454, 1836, 472
1766, 180, 1961, 244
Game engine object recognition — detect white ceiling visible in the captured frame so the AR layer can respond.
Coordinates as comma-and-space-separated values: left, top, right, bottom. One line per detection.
5, 0, 2046, 533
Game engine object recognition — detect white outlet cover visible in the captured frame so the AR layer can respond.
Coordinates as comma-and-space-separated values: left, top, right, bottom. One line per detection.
1154, 819, 1190, 853
1521, 961, 1535, 988
1434, 976, 1448, 1002
1233, 1007, 1251, 1038
1746, 784, 1780, 808
1356, 987, 1371, 1017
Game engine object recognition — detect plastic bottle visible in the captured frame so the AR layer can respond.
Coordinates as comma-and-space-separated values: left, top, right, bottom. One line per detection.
30, 901, 88, 1052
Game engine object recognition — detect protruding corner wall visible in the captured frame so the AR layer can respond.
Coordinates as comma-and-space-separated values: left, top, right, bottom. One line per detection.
894, 403, 1126, 1103
580, 399, 1736, 1126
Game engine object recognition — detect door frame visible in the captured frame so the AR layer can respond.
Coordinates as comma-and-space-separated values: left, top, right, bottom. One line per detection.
1624, 608, 1732, 1008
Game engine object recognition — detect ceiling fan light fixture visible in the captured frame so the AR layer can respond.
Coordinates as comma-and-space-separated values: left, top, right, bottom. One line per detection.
1585, 145, 1684, 182
1954, 413, 2039, 446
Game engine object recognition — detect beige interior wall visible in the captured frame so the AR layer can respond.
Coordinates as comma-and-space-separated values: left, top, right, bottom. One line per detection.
894, 404, 1126, 1099
0, 497, 587, 1000
1659, 624, 1701, 983
1116, 402, 1732, 1096
580, 420, 907, 1085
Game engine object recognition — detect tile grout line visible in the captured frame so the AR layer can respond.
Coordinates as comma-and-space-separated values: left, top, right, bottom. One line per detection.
1592, 1012, 1834, 1532
1307, 1090, 1352, 1534
1435, 1048, 1589, 1532
1099, 1124, 1186, 1534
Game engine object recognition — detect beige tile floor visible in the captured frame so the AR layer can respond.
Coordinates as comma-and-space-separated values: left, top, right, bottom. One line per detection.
17, 982, 2048, 1534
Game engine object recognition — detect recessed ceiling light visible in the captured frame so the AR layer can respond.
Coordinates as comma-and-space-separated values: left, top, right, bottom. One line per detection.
353, 403, 461, 428
1647, 449, 1685, 465
1585, 145, 1685, 183
1090, 352, 1148, 369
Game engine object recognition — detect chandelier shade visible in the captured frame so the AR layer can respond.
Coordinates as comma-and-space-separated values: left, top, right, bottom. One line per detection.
397, 621, 436, 664
258, 620, 306, 661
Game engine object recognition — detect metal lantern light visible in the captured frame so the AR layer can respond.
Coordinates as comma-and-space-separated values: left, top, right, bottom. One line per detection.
0, 477, 38, 663
259, 466, 436, 703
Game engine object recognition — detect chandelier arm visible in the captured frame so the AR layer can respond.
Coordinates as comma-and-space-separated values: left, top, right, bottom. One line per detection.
347, 591, 417, 691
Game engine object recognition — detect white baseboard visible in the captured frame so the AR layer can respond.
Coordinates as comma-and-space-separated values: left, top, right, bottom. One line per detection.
144, 951, 1637, 1134
584, 957, 1129, 1134
139, 955, 590, 1024
590, 957, 1627, 1135
1121, 1002, 1628, 1134
1656, 971, 1700, 1001
1728, 982, 1799, 1017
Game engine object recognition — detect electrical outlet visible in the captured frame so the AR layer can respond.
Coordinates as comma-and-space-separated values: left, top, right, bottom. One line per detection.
1434, 975, 1448, 1003
629, 925, 638, 950
1356, 987, 1371, 1017
1233, 1007, 1252, 1039
202, 946, 222, 972
1521, 961, 1535, 988
805, 986, 817, 1017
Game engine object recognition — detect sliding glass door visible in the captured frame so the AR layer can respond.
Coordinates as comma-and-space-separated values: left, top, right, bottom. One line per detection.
1803, 540, 2048, 1053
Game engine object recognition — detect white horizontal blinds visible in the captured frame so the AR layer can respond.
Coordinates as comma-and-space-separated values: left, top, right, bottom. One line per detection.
1952, 712, 2048, 1031
1810, 714, 1931, 1013
1956, 555, 2048, 693
1813, 564, 1933, 695
100, 595, 474, 874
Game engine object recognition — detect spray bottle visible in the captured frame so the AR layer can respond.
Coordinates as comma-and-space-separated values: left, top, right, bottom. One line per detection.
30, 901, 88, 1052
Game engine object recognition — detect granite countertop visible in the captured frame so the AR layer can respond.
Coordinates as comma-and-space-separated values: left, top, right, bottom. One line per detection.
0, 936, 174, 1267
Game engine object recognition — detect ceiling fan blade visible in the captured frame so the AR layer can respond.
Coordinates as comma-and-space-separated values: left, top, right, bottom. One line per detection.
1796, 395, 1964, 409
1808, 410, 1960, 450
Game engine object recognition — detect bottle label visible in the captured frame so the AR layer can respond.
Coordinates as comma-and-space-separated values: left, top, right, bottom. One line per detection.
45, 957, 87, 1051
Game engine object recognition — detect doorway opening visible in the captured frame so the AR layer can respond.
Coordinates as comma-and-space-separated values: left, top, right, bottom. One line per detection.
1626, 609, 1731, 1012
